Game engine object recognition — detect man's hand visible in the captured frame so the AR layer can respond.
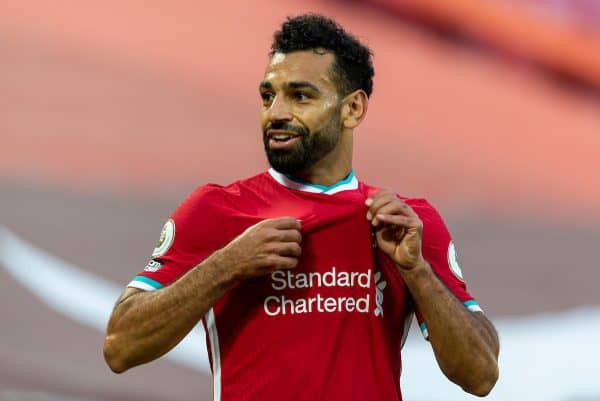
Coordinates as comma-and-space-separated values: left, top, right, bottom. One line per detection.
219, 217, 302, 280
104, 217, 302, 373
367, 190, 499, 395
365, 189, 424, 271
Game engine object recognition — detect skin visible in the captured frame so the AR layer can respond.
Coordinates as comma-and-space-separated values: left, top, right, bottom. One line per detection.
259, 50, 366, 185
104, 49, 499, 396
366, 189, 499, 396
104, 218, 303, 373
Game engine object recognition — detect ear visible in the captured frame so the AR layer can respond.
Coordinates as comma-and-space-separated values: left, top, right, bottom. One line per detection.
341, 90, 369, 129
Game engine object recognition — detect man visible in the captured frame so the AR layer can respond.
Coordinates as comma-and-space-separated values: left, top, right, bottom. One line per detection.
104, 13, 499, 401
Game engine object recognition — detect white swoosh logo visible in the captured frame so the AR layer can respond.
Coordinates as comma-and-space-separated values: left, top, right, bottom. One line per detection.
0, 226, 209, 372
1, 226, 598, 400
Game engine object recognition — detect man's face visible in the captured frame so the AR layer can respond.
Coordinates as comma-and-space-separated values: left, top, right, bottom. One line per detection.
259, 50, 343, 175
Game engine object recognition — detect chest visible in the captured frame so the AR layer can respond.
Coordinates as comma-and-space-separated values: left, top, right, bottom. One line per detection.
216, 202, 410, 327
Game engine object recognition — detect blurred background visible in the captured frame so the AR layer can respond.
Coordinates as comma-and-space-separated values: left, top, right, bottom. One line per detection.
1, 0, 599, 400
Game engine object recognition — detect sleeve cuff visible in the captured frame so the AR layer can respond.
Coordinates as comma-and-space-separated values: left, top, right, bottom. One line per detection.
464, 299, 483, 313
127, 275, 164, 291
419, 322, 429, 339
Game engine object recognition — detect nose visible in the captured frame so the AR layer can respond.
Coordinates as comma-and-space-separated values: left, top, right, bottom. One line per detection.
267, 96, 292, 123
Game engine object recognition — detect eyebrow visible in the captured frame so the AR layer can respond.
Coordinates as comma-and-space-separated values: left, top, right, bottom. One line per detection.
258, 80, 321, 93
259, 81, 272, 91
286, 81, 320, 93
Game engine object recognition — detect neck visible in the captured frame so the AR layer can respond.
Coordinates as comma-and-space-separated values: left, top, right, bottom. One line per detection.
292, 131, 353, 186
292, 162, 352, 187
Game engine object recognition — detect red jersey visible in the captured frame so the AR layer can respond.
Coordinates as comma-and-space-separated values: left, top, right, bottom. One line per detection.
128, 169, 481, 401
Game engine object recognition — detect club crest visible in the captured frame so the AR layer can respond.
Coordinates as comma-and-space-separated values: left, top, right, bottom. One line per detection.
152, 219, 175, 258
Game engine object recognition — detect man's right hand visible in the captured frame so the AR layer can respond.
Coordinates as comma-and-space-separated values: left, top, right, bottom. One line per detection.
104, 217, 301, 373
218, 217, 302, 280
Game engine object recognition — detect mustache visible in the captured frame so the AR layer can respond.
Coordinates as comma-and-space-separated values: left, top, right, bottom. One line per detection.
263, 122, 308, 137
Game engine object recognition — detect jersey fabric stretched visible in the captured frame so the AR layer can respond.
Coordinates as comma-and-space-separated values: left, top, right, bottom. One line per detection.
128, 169, 482, 401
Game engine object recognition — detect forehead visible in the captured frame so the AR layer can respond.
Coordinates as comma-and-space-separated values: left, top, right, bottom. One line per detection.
263, 50, 336, 89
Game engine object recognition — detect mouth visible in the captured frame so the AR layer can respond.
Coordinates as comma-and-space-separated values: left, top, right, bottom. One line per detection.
266, 130, 302, 149
267, 130, 300, 141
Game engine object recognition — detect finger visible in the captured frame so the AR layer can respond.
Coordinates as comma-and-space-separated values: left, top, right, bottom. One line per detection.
374, 199, 418, 222
376, 214, 421, 231
267, 217, 302, 230
266, 255, 299, 270
371, 200, 415, 224
365, 188, 394, 207
397, 201, 418, 218
366, 193, 396, 221
276, 229, 302, 243
371, 199, 401, 216
269, 241, 302, 257
370, 201, 403, 226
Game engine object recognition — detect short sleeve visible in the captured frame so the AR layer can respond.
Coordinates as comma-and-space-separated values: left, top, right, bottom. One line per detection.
127, 184, 225, 291
410, 199, 483, 339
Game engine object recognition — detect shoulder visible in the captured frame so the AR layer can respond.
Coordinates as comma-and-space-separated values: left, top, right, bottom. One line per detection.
219, 171, 273, 196
403, 198, 446, 227
174, 171, 272, 215
180, 172, 268, 204
403, 197, 451, 251
173, 183, 224, 218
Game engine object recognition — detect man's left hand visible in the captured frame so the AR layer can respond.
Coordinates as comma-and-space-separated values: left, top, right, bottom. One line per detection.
365, 189, 425, 271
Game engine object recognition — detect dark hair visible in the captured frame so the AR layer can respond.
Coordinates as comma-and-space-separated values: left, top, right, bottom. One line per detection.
271, 13, 374, 97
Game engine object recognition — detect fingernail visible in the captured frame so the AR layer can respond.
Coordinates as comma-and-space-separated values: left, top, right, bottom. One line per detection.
365, 198, 373, 206
366, 211, 372, 220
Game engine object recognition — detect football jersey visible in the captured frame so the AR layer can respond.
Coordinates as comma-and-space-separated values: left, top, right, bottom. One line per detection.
128, 168, 482, 401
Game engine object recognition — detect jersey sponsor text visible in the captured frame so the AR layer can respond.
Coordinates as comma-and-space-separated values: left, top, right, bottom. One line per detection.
264, 267, 379, 316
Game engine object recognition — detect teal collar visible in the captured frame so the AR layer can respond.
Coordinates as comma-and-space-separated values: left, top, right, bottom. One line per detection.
268, 168, 358, 195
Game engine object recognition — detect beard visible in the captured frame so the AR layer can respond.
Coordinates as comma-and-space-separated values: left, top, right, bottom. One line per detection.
263, 109, 342, 176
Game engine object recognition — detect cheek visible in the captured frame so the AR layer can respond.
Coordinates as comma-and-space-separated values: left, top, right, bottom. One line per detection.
259, 109, 269, 128
306, 104, 338, 129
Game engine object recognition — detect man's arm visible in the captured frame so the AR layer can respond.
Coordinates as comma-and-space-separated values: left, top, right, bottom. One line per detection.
103, 217, 302, 373
366, 190, 499, 396
400, 262, 499, 396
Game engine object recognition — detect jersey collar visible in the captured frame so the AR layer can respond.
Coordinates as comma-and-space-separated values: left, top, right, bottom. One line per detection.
268, 168, 359, 195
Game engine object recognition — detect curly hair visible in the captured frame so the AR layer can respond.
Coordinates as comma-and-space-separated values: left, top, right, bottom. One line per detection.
271, 13, 374, 97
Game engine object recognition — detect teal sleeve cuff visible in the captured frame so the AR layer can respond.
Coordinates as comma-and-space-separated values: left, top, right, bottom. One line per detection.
127, 275, 164, 291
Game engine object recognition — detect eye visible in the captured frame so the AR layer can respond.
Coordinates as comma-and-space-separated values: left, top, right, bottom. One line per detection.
293, 91, 310, 101
261, 92, 274, 104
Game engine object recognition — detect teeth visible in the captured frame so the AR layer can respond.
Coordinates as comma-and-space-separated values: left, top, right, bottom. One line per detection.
273, 135, 292, 140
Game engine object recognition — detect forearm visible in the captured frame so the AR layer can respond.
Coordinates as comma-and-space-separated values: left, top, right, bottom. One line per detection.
104, 217, 302, 373
104, 250, 233, 373
400, 262, 499, 396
